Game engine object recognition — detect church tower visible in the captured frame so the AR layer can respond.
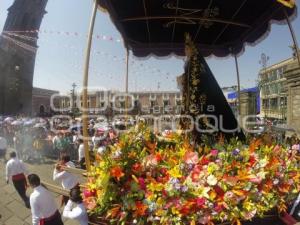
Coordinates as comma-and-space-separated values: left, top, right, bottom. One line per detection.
0, 0, 48, 115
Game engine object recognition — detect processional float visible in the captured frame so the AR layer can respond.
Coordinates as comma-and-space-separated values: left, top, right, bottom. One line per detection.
77, 0, 299, 225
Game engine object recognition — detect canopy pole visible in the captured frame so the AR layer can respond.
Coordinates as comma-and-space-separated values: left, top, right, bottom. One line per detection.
125, 48, 129, 117
125, 48, 129, 94
234, 54, 242, 126
82, 0, 98, 171
284, 9, 300, 66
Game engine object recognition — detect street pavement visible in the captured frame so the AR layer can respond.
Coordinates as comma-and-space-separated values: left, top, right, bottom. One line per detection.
0, 153, 79, 225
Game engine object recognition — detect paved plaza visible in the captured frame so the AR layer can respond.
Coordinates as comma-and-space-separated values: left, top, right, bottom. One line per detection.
0, 155, 78, 225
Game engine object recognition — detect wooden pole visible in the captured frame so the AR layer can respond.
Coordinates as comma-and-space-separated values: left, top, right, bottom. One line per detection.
284, 9, 300, 66
234, 54, 242, 125
125, 48, 129, 118
125, 48, 129, 94
82, 0, 98, 171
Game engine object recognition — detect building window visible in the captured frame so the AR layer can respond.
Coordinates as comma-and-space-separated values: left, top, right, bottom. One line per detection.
134, 100, 139, 107
163, 100, 169, 106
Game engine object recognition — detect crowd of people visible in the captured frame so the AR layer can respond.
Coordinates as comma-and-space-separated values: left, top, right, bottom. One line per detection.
5, 151, 88, 225
0, 116, 118, 167
1, 116, 120, 225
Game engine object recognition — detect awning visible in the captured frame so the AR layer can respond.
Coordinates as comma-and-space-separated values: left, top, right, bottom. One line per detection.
97, 0, 296, 58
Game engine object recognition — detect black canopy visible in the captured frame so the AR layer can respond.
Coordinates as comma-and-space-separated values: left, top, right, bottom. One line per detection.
98, 0, 296, 57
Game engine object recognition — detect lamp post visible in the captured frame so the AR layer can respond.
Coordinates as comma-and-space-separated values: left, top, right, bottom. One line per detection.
259, 53, 270, 119
71, 83, 77, 115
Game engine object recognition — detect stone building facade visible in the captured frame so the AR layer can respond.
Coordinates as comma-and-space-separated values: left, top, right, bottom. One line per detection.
258, 58, 292, 120
285, 61, 300, 132
32, 87, 59, 116
0, 0, 48, 115
54, 90, 182, 116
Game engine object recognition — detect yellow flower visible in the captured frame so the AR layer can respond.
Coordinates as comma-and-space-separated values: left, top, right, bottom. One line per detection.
243, 201, 255, 212
148, 182, 164, 192
193, 187, 210, 198
207, 162, 218, 174
169, 166, 182, 178
171, 207, 180, 215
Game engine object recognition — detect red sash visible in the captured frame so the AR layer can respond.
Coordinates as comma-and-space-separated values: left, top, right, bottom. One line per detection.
12, 173, 27, 189
12, 173, 26, 181
280, 212, 298, 225
39, 210, 59, 225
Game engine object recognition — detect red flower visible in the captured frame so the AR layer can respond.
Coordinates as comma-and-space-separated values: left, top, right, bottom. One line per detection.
138, 178, 146, 190
162, 189, 168, 197
180, 203, 192, 215
200, 156, 210, 165
132, 163, 142, 174
214, 186, 225, 198
214, 204, 224, 213
196, 197, 206, 208
83, 189, 96, 198
134, 201, 147, 216
110, 166, 125, 181
249, 155, 257, 166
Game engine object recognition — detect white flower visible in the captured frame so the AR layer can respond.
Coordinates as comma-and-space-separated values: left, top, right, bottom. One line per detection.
207, 175, 217, 186
273, 179, 279, 185
257, 171, 267, 179
259, 157, 268, 168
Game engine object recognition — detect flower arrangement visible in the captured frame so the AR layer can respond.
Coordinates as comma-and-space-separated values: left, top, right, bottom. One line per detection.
83, 124, 300, 225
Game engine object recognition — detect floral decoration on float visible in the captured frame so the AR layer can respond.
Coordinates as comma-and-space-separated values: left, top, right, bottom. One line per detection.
83, 123, 300, 225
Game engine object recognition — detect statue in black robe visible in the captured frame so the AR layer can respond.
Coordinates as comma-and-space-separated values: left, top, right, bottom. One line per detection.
180, 34, 244, 143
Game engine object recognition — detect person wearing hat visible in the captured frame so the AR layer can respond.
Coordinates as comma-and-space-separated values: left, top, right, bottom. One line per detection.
28, 174, 64, 225
62, 188, 88, 225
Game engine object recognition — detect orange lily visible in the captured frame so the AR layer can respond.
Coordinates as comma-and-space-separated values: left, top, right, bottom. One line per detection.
110, 166, 125, 181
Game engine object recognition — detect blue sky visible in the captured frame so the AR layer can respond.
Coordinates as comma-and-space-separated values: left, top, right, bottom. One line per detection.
0, 0, 299, 93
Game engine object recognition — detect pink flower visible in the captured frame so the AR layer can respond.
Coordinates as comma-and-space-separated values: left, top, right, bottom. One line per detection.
184, 151, 199, 164
211, 149, 218, 156
249, 176, 262, 184
145, 154, 159, 167
196, 198, 206, 208
83, 189, 96, 198
138, 178, 146, 190
199, 215, 211, 224
224, 191, 234, 199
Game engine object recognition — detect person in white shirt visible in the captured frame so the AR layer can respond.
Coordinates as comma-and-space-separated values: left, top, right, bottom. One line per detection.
63, 188, 88, 225
0, 136, 7, 161
28, 174, 64, 225
77, 139, 86, 169
53, 155, 79, 206
6, 151, 30, 208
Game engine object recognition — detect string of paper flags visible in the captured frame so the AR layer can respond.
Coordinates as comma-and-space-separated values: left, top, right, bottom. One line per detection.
3, 29, 123, 43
